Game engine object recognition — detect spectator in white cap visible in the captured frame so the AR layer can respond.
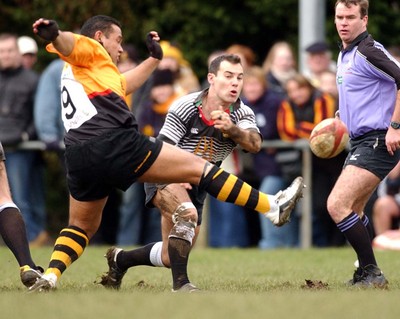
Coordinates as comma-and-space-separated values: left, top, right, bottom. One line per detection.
18, 36, 38, 70
303, 41, 336, 89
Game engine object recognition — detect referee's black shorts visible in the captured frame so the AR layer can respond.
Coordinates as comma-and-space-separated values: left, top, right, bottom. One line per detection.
65, 128, 163, 201
345, 130, 400, 180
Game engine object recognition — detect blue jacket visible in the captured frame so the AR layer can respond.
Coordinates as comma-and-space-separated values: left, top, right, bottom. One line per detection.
34, 59, 65, 144
242, 89, 283, 179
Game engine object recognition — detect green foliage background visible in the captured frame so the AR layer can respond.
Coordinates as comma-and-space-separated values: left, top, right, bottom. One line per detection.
2, 0, 399, 79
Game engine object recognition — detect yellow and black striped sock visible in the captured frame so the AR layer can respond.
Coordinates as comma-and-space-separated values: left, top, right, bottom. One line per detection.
200, 166, 272, 213
44, 225, 89, 279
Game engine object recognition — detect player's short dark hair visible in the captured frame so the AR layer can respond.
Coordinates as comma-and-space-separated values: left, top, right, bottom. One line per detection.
80, 15, 121, 38
208, 54, 242, 75
335, 0, 368, 18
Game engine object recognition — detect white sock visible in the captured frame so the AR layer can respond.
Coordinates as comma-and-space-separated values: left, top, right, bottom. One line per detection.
149, 241, 165, 267
42, 273, 58, 288
267, 194, 279, 213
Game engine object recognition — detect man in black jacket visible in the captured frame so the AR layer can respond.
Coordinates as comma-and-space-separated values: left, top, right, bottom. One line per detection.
0, 33, 46, 245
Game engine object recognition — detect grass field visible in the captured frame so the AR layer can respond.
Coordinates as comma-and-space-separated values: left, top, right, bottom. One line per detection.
1, 245, 400, 319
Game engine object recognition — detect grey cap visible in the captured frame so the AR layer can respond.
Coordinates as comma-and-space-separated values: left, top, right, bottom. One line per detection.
305, 41, 329, 53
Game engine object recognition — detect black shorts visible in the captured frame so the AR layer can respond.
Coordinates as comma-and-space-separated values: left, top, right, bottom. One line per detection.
144, 183, 207, 225
66, 128, 163, 201
345, 130, 400, 180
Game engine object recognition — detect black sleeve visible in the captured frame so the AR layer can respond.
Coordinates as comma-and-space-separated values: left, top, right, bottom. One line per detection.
359, 36, 400, 90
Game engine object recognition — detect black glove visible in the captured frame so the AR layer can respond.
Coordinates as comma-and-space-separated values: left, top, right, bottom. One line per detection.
37, 20, 60, 41
146, 33, 163, 60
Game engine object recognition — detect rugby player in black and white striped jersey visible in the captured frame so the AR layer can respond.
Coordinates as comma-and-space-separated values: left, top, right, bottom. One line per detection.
100, 54, 304, 292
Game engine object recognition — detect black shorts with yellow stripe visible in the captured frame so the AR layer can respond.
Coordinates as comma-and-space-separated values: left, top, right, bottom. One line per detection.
65, 128, 162, 201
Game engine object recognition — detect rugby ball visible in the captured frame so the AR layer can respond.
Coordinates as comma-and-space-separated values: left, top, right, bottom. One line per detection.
309, 118, 349, 159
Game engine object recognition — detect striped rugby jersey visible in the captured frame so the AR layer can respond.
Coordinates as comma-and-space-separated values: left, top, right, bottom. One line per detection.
159, 89, 260, 165
46, 34, 137, 145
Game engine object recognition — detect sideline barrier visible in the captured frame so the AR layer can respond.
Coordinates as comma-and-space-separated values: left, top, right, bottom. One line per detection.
9, 139, 313, 248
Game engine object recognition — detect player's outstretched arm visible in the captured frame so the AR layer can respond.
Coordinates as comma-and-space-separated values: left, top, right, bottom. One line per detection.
123, 31, 163, 95
32, 18, 75, 57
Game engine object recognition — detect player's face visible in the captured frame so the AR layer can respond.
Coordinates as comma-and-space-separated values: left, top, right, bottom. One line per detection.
335, 3, 368, 48
101, 25, 123, 65
211, 60, 244, 104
